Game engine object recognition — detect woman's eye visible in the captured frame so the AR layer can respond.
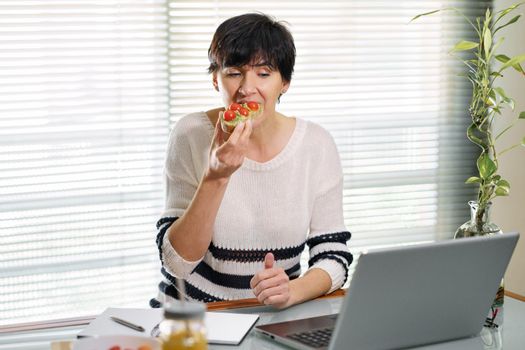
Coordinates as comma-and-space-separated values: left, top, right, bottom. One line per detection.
227, 72, 241, 77
259, 72, 270, 77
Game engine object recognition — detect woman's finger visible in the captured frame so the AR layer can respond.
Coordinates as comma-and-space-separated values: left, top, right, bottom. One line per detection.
239, 119, 253, 144
257, 284, 289, 305
253, 271, 288, 296
250, 267, 284, 289
264, 294, 290, 308
227, 121, 246, 145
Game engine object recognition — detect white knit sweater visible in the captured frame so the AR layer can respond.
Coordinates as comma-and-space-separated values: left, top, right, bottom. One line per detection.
152, 112, 352, 305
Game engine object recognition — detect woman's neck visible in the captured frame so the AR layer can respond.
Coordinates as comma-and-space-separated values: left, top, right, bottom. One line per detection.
246, 112, 295, 163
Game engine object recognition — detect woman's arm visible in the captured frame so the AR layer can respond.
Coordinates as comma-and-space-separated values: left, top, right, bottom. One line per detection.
166, 175, 228, 261
167, 116, 252, 261
288, 268, 332, 305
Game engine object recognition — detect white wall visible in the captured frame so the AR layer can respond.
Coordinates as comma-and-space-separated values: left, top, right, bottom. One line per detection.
493, 0, 525, 297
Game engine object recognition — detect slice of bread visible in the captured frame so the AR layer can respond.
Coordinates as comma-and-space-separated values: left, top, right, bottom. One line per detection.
220, 102, 263, 133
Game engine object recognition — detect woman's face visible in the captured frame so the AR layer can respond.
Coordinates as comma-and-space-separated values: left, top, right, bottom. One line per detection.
213, 60, 289, 126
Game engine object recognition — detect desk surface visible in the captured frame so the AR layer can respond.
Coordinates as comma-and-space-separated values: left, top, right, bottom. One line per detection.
1, 296, 523, 350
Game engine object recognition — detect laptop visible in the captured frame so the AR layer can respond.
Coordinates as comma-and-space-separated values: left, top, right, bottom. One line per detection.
255, 232, 519, 350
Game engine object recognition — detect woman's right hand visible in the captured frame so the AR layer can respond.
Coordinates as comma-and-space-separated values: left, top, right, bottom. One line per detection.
206, 112, 253, 181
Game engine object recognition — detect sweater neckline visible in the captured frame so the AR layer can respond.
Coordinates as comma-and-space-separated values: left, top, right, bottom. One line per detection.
200, 112, 306, 171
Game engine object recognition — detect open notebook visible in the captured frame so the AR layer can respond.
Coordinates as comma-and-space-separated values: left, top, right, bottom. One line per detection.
78, 307, 259, 345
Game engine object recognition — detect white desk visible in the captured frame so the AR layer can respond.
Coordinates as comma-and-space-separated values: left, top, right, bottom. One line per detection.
211, 296, 524, 350
0, 296, 523, 349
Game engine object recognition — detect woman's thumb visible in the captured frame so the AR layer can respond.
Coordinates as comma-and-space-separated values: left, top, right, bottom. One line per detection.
264, 252, 275, 269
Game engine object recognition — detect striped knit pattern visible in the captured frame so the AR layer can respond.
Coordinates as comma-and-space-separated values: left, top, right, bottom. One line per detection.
151, 112, 353, 306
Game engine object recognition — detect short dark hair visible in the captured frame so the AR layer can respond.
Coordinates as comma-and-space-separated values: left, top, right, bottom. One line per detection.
207, 13, 296, 83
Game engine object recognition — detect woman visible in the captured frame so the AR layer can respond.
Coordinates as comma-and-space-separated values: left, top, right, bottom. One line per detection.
152, 13, 352, 309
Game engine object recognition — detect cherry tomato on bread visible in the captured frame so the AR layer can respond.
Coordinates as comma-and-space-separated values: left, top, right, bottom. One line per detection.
247, 101, 259, 111
223, 110, 236, 121
228, 103, 241, 111
238, 107, 249, 117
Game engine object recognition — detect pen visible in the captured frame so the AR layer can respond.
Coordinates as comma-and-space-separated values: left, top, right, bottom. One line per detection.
110, 316, 145, 332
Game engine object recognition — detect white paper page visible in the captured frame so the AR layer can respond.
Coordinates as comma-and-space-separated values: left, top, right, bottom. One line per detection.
77, 308, 259, 345
205, 312, 259, 345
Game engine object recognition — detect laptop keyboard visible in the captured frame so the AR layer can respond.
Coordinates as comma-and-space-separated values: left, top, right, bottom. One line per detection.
286, 327, 333, 348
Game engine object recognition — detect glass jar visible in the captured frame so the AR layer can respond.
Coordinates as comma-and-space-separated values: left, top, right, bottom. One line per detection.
480, 326, 503, 350
159, 301, 208, 350
454, 201, 504, 328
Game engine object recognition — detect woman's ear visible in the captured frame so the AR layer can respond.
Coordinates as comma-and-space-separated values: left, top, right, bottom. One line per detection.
281, 80, 290, 94
212, 72, 219, 92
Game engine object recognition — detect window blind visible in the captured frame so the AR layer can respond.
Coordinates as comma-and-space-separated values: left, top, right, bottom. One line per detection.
167, 0, 487, 270
169, 0, 489, 246
0, 0, 169, 325
1, 0, 489, 326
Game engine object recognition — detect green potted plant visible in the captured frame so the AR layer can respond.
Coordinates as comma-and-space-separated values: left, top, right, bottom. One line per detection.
412, 2, 525, 328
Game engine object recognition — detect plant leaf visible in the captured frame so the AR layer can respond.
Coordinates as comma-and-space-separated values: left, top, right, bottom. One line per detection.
483, 28, 492, 57
495, 54, 510, 63
502, 54, 525, 70
492, 37, 505, 54
495, 179, 510, 196
467, 123, 486, 149
410, 9, 441, 22
496, 179, 510, 189
494, 87, 514, 109
522, 136, 525, 146
495, 2, 524, 25
519, 111, 525, 119
477, 153, 497, 179
494, 87, 509, 101
496, 54, 525, 73
451, 40, 479, 52
465, 176, 482, 184
495, 186, 510, 196
514, 63, 525, 74
494, 14, 521, 34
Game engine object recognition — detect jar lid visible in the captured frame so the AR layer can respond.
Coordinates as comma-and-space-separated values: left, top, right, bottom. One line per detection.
163, 301, 206, 320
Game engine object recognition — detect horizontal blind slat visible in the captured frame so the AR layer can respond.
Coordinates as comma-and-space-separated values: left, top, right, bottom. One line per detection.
1, 0, 489, 326
0, 0, 169, 326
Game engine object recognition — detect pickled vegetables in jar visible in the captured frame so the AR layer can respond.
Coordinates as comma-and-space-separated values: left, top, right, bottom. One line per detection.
161, 329, 207, 350
159, 301, 207, 350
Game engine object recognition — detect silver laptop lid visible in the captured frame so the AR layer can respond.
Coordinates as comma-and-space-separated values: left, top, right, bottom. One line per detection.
329, 232, 519, 350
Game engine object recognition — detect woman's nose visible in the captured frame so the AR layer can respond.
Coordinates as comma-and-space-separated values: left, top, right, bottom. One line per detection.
238, 73, 256, 96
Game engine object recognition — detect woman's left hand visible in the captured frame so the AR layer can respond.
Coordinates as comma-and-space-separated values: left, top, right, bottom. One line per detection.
250, 253, 293, 309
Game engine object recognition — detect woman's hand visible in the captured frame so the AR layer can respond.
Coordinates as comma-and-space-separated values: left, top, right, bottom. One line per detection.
250, 253, 292, 309
206, 112, 252, 181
